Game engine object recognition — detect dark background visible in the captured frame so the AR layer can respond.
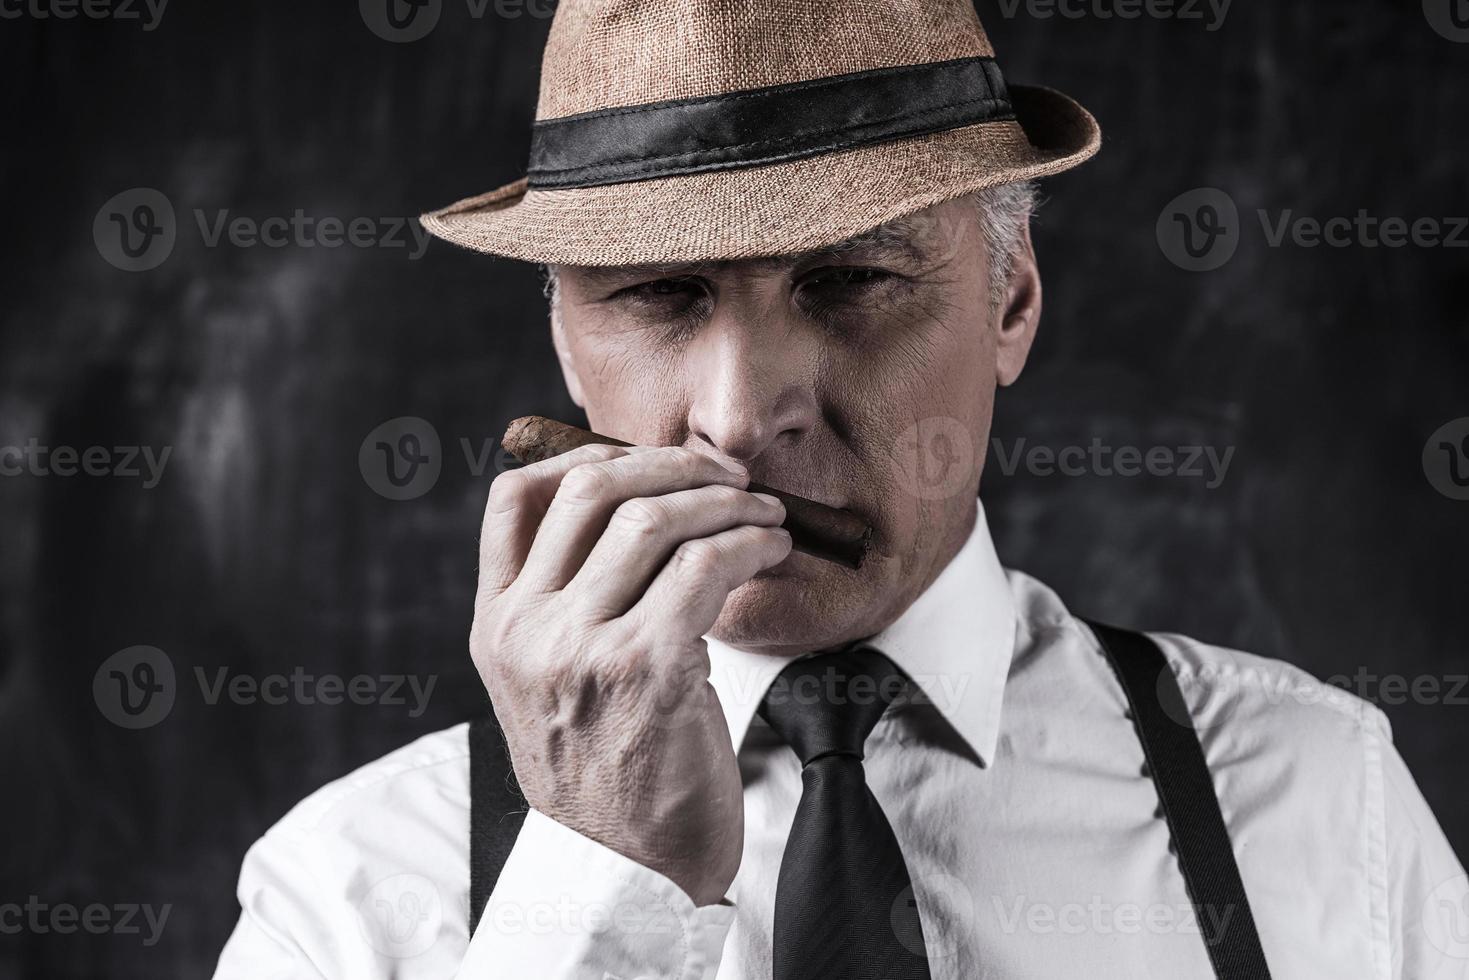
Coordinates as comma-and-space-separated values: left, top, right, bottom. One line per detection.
2, 1, 1466, 976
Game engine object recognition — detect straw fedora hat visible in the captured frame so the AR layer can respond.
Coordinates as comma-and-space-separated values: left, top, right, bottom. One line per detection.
420, 0, 1100, 267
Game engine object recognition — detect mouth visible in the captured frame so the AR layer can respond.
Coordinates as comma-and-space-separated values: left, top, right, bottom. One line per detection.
745, 475, 876, 568
755, 483, 846, 513
754, 533, 873, 578
752, 557, 805, 579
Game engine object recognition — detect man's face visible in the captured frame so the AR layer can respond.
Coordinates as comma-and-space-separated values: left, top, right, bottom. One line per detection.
549, 196, 1041, 655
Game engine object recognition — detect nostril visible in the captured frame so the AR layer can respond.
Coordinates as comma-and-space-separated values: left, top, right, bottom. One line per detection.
691, 422, 773, 465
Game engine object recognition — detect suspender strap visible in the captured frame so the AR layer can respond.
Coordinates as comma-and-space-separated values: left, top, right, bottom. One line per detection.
1084, 620, 1273, 980
468, 711, 528, 934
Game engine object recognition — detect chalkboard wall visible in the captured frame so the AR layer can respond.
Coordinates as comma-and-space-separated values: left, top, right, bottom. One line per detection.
1, 1, 1466, 976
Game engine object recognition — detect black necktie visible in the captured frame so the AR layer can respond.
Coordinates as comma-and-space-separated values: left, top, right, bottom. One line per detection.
758, 646, 933, 980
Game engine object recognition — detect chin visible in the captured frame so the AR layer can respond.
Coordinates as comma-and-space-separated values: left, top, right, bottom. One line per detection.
709, 551, 891, 652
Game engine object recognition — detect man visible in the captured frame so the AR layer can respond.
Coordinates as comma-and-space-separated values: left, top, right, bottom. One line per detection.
215, 0, 1466, 977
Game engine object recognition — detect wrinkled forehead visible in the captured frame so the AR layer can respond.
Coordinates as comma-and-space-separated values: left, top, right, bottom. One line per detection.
557, 203, 971, 286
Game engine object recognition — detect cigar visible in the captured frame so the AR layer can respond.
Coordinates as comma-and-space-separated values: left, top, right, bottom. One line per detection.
502, 416, 872, 569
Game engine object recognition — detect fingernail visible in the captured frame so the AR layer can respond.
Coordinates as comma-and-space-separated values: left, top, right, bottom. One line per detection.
752, 492, 783, 509
717, 458, 747, 477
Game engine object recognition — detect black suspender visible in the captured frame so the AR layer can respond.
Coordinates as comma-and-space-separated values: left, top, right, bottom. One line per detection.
1084, 620, 1274, 980
467, 710, 528, 934
466, 624, 1273, 979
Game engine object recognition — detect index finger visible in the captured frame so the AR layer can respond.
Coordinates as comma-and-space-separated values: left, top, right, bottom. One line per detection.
475, 442, 630, 605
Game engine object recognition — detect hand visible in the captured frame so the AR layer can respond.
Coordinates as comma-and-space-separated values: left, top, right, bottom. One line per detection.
471, 443, 792, 906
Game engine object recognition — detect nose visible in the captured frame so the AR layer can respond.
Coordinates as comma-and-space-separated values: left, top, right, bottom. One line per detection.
685, 317, 819, 464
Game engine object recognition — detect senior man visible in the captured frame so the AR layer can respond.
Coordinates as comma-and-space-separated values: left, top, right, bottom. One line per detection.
215, 0, 1465, 978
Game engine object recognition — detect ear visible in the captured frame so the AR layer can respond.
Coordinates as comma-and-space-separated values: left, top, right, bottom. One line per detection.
994, 223, 1042, 388
549, 296, 586, 408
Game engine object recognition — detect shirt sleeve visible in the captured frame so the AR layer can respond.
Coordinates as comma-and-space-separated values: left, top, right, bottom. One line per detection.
455, 808, 736, 980
212, 909, 329, 980
1378, 723, 1469, 980
211, 832, 335, 980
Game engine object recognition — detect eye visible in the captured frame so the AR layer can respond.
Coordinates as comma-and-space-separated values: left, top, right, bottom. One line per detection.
623, 276, 706, 300
608, 275, 711, 342
796, 267, 902, 323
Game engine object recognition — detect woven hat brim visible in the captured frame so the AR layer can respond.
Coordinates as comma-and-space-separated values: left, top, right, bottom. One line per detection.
420, 85, 1099, 266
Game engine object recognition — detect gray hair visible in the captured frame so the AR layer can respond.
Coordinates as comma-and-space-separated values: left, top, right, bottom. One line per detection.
971, 179, 1040, 305
541, 180, 1039, 312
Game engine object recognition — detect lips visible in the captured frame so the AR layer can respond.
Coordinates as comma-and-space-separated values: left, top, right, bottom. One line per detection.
746, 476, 846, 512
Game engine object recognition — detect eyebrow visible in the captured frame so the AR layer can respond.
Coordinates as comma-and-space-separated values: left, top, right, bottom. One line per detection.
567, 215, 932, 286
806, 217, 928, 265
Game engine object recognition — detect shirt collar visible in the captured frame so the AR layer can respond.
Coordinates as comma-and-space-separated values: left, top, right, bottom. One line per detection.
705, 501, 1017, 767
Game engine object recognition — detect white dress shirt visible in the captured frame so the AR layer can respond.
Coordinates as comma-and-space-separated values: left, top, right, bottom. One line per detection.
214, 504, 1468, 980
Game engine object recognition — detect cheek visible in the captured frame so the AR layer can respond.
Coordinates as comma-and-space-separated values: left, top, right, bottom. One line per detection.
571, 334, 690, 439
842, 276, 996, 408
834, 302, 997, 541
